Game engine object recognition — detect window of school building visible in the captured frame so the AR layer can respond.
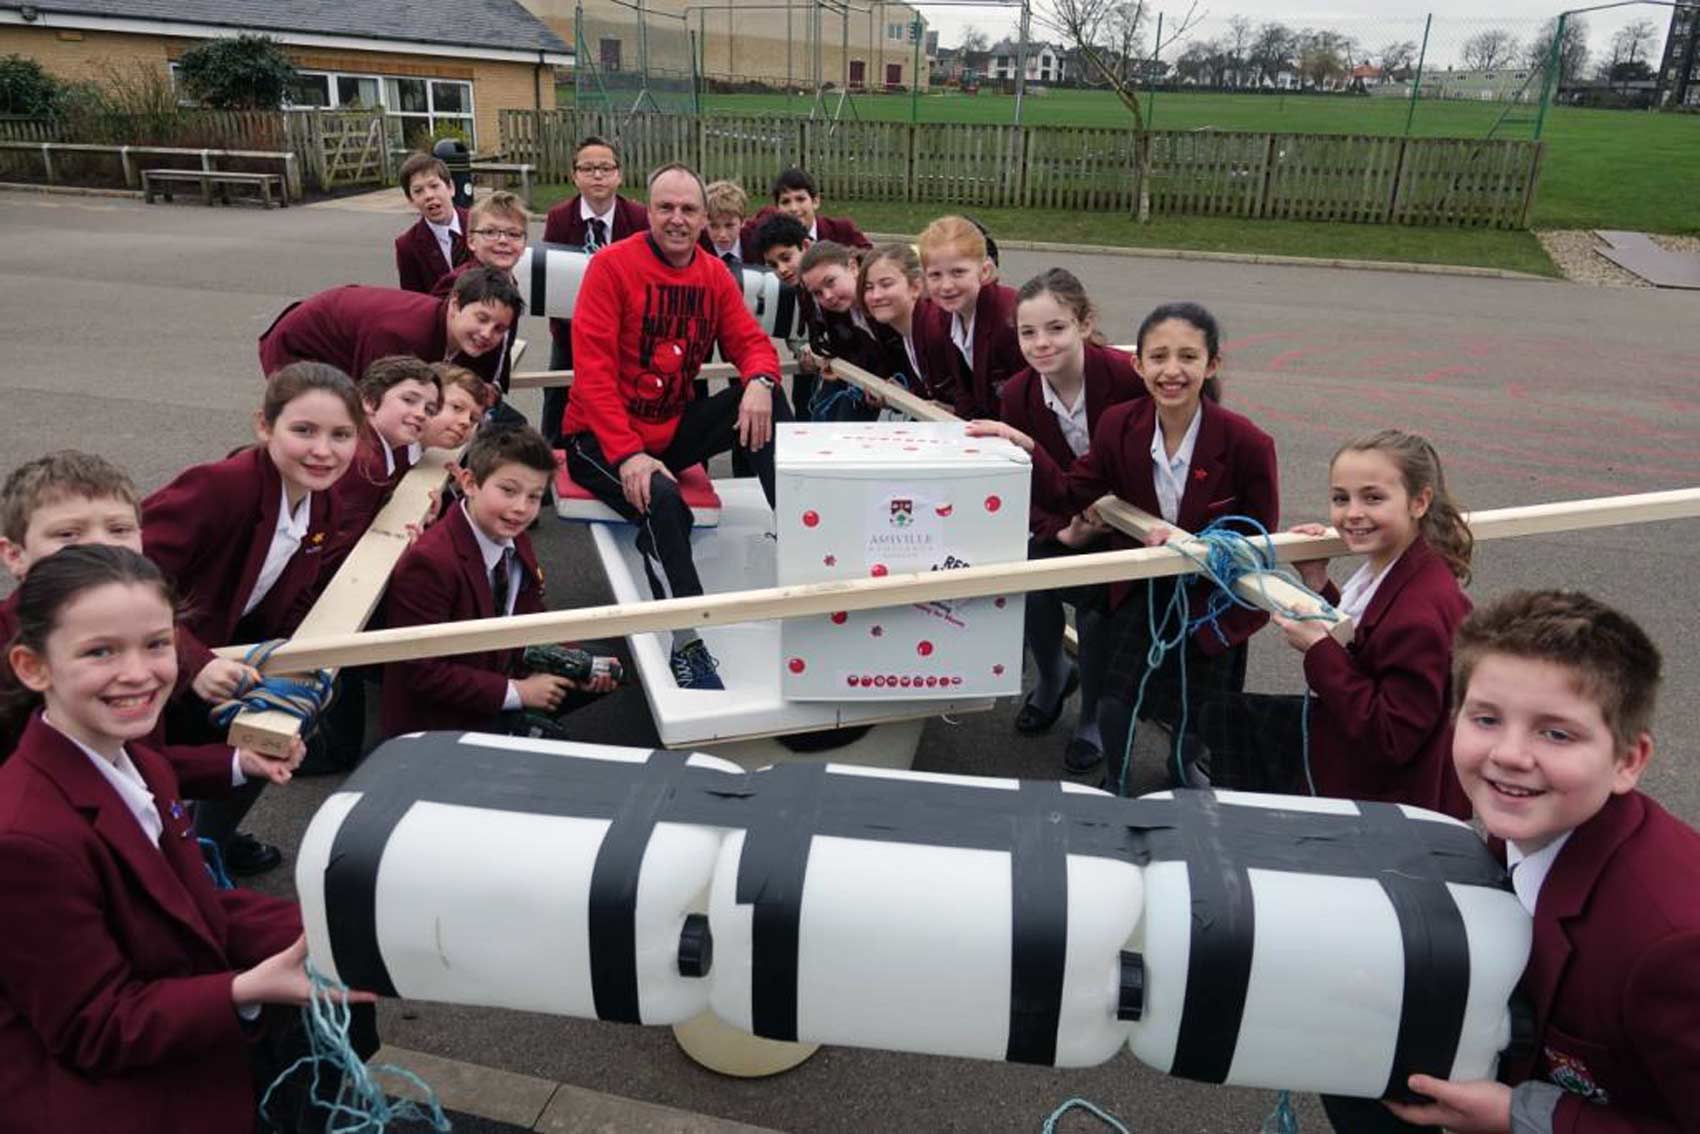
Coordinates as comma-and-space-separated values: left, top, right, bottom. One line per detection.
284, 69, 477, 149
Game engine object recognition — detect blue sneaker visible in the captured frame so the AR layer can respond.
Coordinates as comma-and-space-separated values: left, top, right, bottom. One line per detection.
670, 639, 724, 691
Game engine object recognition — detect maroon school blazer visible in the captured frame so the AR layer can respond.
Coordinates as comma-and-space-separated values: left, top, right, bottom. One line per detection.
871, 297, 957, 406
428, 259, 515, 393
378, 504, 544, 737
743, 207, 873, 251
541, 194, 649, 360
142, 446, 336, 674
322, 429, 412, 573
1031, 396, 1280, 654
922, 282, 1023, 420
257, 285, 449, 381
394, 207, 469, 294
1302, 537, 1472, 818
999, 343, 1145, 543
1500, 791, 1700, 1132
0, 714, 300, 1134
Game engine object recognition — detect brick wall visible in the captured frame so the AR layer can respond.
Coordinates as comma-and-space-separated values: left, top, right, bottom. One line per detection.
0, 25, 547, 150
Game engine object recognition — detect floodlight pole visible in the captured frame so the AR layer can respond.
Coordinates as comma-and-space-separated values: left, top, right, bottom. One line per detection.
1013, 0, 1031, 124
1404, 13, 1431, 137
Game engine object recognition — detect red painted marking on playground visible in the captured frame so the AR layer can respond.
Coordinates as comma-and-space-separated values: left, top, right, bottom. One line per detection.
1414, 364, 1477, 384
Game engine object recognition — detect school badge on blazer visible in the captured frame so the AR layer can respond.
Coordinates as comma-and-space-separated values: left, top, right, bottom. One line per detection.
305, 531, 327, 554
1545, 1047, 1610, 1104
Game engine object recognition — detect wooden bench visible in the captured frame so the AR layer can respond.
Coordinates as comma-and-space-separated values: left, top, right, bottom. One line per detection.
142, 168, 288, 209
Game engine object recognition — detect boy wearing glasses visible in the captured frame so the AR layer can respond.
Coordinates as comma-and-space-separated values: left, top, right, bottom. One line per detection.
540, 137, 648, 444
432, 191, 531, 406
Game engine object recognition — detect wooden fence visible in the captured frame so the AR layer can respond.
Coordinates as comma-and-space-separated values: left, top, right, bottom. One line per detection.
0, 110, 392, 194
499, 109, 1542, 228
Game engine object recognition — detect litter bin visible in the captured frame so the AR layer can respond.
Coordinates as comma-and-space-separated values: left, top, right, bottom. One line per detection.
432, 137, 473, 209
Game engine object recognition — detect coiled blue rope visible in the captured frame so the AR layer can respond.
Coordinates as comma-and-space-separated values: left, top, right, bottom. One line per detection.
261, 962, 450, 1134
1109, 515, 1340, 798
209, 639, 335, 735
1042, 1097, 1131, 1132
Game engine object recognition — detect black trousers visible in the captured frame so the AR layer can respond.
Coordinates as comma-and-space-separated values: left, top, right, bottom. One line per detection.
541, 338, 570, 445
1195, 690, 1311, 795
564, 382, 792, 600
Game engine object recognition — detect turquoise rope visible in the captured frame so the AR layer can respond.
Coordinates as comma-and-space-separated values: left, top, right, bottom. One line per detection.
209, 638, 335, 735
1261, 1091, 1302, 1133
1042, 1097, 1131, 1133
261, 962, 450, 1134
1108, 515, 1342, 797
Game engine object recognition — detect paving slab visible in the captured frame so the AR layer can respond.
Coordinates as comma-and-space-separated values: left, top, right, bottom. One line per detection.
1593, 230, 1700, 289
536, 1084, 789, 1134
376, 1045, 560, 1128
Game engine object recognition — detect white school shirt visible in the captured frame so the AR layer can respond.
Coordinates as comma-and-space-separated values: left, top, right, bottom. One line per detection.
580, 197, 617, 248
1507, 831, 1574, 917
901, 325, 923, 383
464, 503, 524, 710
951, 309, 975, 370
426, 214, 461, 271
1334, 556, 1398, 623
48, 714, 165, 845
380, 440, 424, 479
1150, 408, 1204, 524
1040, 379, 1091, 458
242, 485, 311, 617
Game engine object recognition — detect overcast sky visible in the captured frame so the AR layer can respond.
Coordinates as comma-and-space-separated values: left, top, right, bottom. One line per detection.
920, 1, 1673, 69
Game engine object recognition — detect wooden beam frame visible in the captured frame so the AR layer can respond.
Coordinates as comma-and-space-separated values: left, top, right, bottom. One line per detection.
1091, 496, 1355, 643
219, 487, 1700, 677
224, 448, 460, 756
821, 358, 960, 424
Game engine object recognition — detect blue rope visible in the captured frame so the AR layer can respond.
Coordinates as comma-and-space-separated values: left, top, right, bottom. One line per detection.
261, 962, 450, 1134
209, 639, 335, 736
1261, 1091, 1302, 1133
1108, 516, 1342, 797
197, 837, 234, 891
1041, 1098, 1131, 1133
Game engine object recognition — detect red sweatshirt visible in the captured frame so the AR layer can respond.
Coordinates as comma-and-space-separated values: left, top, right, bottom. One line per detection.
561, 234, 781, 466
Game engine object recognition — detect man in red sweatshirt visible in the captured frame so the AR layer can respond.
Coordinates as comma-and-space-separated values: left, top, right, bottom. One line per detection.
561, 163, 788, 690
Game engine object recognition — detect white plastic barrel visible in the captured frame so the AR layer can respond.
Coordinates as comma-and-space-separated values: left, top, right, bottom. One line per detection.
707, 765, 1143, 1066
514, 243, 805, 338
1126, 790, 1530, 1097
296, 732, 742, 1026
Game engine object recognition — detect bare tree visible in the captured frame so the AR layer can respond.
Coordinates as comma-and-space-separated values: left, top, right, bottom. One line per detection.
1248, 21, 1297, 88
1224, 15, 1254, 87
1378, 40, 1418, 81
1032, 0, 1204, 219
959, 25, 990, 53
1526, 14, 1590, 86
1105, 1, 1150, 86
1611, 19, 1660, 68
1461, 29, 1519, 72
1297, 28, 1355, 89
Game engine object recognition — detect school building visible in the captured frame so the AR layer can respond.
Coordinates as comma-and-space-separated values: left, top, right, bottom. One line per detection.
0, 0, 572, 151
522, 0, 931, 92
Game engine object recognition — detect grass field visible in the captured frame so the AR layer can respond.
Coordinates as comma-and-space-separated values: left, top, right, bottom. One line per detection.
662, 89, 1699, 234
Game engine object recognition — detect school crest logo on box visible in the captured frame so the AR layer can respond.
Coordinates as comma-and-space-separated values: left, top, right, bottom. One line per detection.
1545, 1047, 1609, 1105
889, 498, 914, 528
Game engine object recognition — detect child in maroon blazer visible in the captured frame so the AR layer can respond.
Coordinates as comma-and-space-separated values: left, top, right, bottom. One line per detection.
430, 190, 530, 406
998, 269, 1146, 774
0, 545, 369, 1134
379, 426, 614, 738
1383, 590, 1700, 1134
747, 167, 872, 250
540, 135, 648, 444
393, 151, 469, 294
917, 216, 1023, 420
859, 242, 958, 410
972, 301, 1278, 795
257, 267, 522, 387
1195, 429, 1474, 818
143, 362, 362, 872
323, 355, 441, 569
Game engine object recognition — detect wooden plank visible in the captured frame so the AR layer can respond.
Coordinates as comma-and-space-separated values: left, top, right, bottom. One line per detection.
1091, 496, 1354, 644
222, 487, 1700, 678
820, 358, 958, 423
224, 447, 460, 756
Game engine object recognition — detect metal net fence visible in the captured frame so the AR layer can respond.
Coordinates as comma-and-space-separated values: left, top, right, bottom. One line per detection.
574, 0, 701, 116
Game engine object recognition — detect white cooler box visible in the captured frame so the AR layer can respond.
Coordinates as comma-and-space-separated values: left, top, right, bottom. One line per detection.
776, 422, 1030, 701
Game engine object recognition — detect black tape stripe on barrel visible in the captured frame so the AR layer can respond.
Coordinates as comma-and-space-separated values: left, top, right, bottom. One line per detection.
529, 246, 550, 317
734, 761, 825, 1041
1359, 802, 1472, 1099
1005, 780, 1071, 1065
1168, 791, 1256, 1084
773, 281, 798, 339
587, 748, 690, 1024
322, 786, 413, 997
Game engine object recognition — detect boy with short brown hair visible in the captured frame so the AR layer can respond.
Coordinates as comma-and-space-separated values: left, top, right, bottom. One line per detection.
702, 179, 751, 269
394, 152, 469, 293
1385, 589, 1699, 1134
